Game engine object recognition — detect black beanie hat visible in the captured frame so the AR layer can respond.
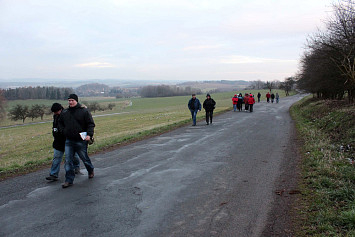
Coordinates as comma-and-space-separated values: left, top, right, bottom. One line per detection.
51, 103, 63, 112
68, 94, 78, 102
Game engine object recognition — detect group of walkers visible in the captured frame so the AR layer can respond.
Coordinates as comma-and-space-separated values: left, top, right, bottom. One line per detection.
266, 92, 280, 103
232, 93, 256, 112
188, 91, 281, 126
46, 94, 95, 188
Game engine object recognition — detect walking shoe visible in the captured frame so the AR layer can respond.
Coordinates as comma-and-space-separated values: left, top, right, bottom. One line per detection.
62, 182, 73, 188
206, 123, 209, 125
75, 168, 84, 175
45, 175, 58, 181
88, 171, 94, 179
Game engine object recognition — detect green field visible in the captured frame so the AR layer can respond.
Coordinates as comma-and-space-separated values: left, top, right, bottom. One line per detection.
0, 90, 292, 176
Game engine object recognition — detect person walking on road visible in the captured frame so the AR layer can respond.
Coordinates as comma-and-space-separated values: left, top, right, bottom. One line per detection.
266, 92, 271, 103
248, 94, 256, 112
203, 94, 216, 125
271, 93, 275, 103
188, 94, 201, 126
276, 93, 280, 103
244, 93, 249, 111
232, 94, 238, 112
59, 94, 95, 188
257, 92, 261, 103
45, 103, 82, 181
237, 93, 243, 111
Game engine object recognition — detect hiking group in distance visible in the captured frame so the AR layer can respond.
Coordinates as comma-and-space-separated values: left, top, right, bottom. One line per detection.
188, 91, 280, 126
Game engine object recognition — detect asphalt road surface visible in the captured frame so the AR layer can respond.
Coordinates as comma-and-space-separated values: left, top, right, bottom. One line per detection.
0, 94, 305, 237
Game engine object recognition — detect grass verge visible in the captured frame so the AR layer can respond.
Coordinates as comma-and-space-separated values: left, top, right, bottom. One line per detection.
290, 96, 355, 236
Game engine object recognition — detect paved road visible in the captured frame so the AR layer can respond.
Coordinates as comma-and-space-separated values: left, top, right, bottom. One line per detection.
0, 94, 305, 237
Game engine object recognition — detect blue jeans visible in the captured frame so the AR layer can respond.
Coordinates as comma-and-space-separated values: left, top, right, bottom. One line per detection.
190, 110, 198, 125
64, 139, 94, 183
49, 149, 80, 178
233, 104, 237, 111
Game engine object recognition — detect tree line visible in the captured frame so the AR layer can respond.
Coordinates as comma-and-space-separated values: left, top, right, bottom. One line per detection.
2, 86, 74, 100
140, 85, 202, 98
6, 102, 116, 123
297, 0, 355, 102
247, 78, 295, 96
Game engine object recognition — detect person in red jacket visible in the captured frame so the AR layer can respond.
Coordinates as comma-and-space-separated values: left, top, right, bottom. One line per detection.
266, 92, 271, 103
248, 94, 256, 112
232, 94, 238, 112
244, 93, 249, 111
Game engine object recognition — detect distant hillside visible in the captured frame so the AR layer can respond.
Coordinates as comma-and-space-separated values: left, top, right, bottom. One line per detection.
0, 79, 181, 89
178, 80, 250, 92
76, 83, 110, 97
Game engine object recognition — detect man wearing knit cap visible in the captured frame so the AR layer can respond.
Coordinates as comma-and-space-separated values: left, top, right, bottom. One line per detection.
58, 94, 95, 188
45, 103, 82, 181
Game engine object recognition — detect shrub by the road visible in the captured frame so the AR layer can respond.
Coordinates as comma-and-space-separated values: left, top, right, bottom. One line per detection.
291, 96, 355, 236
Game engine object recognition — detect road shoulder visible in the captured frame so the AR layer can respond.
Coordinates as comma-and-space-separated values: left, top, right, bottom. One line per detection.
261, 121, 302, 236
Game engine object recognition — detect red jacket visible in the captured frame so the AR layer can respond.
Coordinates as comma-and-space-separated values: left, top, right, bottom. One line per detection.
244, 96, 249, 104
248, 96, 255, 104
266, 93, 271, 98
232, 96, 238, 105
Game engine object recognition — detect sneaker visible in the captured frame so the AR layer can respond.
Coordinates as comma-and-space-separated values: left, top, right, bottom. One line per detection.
62, 182, 73, 188
206, 123, 209, 125
45, 175, 58, 181
75, 168, 84, 175
88, 171, 94, 179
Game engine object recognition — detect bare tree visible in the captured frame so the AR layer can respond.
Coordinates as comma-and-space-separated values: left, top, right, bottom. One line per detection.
107, 103, 116, 110
297, 0, 355, 102
280, 77, 296, 96
266, 81, 273, 92
307, 0, 355, 101
28, 104, 46, 121
9, 104, 29, 123
86, 102, 100, 113
248, 80, 266, 90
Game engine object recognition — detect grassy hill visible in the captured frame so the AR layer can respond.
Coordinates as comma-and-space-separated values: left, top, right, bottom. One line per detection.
290, 97, 355, 236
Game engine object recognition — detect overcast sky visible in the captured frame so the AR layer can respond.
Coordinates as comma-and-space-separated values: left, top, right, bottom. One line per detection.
0, 0, 333, 82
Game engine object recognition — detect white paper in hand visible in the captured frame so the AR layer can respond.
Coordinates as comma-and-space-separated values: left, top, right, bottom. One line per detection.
79, 132, 87, 140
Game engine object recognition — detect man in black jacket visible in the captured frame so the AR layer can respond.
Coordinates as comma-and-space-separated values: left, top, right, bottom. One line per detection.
59, 94, 95, 188
45, 103, 81, 181
203, 94, 216, 125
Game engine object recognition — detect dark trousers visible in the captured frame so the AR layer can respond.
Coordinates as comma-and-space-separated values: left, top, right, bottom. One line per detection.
249, 104, 254, 112
245, 103, 249, 110
237, 103, 242, 111
64, 139, 94, 183
205, 110, 213, 124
